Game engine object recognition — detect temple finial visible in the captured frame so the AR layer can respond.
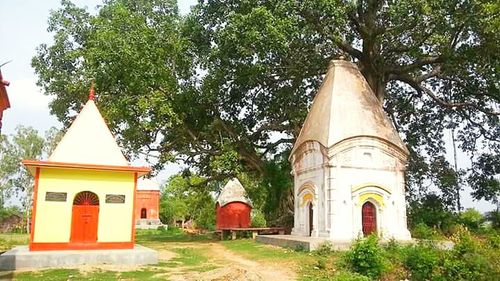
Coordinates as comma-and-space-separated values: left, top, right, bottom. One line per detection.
89, 82, 95, 101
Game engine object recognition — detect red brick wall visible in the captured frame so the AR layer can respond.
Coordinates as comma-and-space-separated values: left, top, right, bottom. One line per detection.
135, 190, 160, 220
215, 202, 252, 230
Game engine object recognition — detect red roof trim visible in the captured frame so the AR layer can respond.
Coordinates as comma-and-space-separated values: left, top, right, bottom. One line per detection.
22, 160, 151, 175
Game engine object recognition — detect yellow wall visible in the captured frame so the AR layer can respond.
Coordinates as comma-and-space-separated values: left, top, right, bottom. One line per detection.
33, 168, 135, 243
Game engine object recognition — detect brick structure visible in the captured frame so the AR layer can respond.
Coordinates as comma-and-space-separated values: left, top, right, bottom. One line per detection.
135, 178, 162, 229
215, 178, 252, 230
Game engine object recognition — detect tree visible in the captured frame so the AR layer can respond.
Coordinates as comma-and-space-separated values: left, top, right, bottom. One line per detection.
32, 0, 499, 217
160, 174, 216, 229
0, 126, 49, 232
468, 153, 500, 208
459, 208, 484, 231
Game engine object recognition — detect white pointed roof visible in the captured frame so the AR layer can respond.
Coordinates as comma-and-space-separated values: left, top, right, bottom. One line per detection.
137, 178, 161, 191
291, 60, 408, 155
48, 99, 129, 166
216, 178, 252, 207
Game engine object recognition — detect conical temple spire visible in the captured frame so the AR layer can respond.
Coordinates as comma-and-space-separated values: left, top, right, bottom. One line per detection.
48, 87, 129, 166
291, 60, 408, 155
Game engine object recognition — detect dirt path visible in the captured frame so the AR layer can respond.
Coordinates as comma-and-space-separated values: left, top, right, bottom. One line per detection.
166, 242, 297, 281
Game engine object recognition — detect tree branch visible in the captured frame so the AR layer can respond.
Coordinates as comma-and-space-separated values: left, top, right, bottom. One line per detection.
391, 73, 500, 115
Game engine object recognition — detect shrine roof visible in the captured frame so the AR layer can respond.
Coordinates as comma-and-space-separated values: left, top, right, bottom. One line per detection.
216, 178, 252, 207
291, 60, 408, 156
23, 86, 150, 176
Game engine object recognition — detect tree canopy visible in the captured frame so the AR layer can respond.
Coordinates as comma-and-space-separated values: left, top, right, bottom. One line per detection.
32, 0, 499, 219
0, 126, 62, 232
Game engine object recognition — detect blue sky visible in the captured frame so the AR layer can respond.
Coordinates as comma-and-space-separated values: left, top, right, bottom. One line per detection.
0, 1, 495, 212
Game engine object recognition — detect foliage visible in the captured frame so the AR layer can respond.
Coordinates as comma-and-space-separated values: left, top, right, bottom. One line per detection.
0, 126, 61, 233
0, 126, 44, 208
314, 241, 333, 256
485, 210, 500, 229
32, 0, 500, 218
343, 235, 386, 279
411, 222, 443, 239
403, 243, 441, 281
160, 174, 216, 229
250, 209, 267, 227
159, 198, 188, 225
459, 208, 484, 231
0, 233, 29, 251
408, 193, 457, 235
486, 232, 500, 249
467, 153, 500, 206
441, 227, 497, 280
332, 271, 371, 281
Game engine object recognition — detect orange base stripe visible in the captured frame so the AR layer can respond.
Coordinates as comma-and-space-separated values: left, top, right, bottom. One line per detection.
29, 241, 134, 251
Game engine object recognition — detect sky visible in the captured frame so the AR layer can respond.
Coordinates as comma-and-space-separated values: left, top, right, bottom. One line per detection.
0, 1, 496, 212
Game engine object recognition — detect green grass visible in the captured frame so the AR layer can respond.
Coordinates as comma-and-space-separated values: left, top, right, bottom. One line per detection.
222, 239, 343, 280
135, 228, 213, 244
13, 269, 82, 281
0, 233, 29, 251
170, 247, 209, 266
222, 239, 311, 261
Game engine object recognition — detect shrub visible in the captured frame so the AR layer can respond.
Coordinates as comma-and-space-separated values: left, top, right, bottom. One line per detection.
442, 252, 493, 281
485, 210, 500, 229
411, 222, 441, 239
343, 235, 386, 279
332, 271, 371, 281
486, 232, 500, 249
314, 241, 333, 256
251, 209, 267, 227
441, 226, 496, 280
403, 243, 440, 281
459, 208, 483, 231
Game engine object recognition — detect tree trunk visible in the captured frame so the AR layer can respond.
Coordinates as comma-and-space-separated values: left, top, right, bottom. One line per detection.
359, 61, 387, 102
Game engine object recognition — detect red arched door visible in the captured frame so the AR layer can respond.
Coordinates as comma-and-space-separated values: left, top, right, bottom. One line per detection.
71, 191, 99, 244
362, 201, 377, 236
141, 208, 147, 219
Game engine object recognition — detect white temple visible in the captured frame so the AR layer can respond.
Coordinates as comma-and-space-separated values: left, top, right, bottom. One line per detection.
290, 60, 411, 241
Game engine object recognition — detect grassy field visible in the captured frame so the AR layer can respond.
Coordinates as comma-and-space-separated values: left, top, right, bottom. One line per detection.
0, 228, 323, 280
4, 228, 496, 280
0, 233, 29, 251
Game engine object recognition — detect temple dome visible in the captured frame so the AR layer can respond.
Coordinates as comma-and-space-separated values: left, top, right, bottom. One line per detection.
291, 60, 408, 155
216, 178, 252, 207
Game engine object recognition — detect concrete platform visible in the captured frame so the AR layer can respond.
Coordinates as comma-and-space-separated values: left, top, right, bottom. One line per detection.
256, 235, 351, 251
0, 244, 157, 271
257, 235, 454, 251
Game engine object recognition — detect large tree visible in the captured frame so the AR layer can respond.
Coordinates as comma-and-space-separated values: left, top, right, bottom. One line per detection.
33, 0, 499, 220
0, 126, 61, 232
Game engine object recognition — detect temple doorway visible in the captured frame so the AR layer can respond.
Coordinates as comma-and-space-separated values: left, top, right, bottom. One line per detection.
308, 202, 313, 236
70, 191, 99, 243
362, 201, 377, 236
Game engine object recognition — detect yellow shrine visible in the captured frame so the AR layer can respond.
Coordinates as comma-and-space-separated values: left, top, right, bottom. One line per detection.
23, 88, 150, 251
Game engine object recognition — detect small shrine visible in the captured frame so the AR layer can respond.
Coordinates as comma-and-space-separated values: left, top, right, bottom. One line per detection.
290, 60, 411, 241
135, 178, 162, 229
215, 178, 252, 230
23, 87, 151, 251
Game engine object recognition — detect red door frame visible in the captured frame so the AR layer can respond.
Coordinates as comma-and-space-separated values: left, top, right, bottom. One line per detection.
362, 201, 377, 236
70, 191, 99, 244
